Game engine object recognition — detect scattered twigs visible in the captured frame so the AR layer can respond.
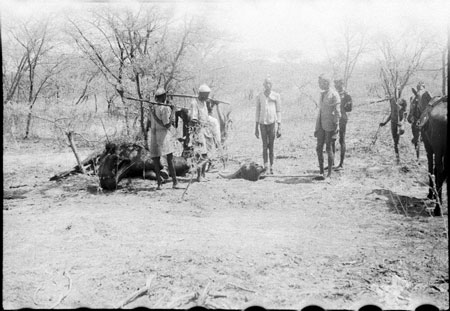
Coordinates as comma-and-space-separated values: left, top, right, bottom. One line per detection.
117, 274, 155, 309
181, 173, 195, 199
153, 291, 170, 308
33, 282, 46, 306
197, 282, 211, 306
226, 282, 256, 293
370, 124, 383, 147
33, 269, 72, 309
208, 291, 228, 299
166, 292, 199, 309
49, 270, 72, 309
9, 184, 28, 189
50, 150, 104, 181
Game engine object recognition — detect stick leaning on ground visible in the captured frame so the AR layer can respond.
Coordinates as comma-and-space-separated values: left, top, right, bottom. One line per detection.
117, 274, 156, 308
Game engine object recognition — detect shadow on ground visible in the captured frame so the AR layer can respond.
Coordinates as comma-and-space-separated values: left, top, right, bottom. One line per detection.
370, 189, 434, 217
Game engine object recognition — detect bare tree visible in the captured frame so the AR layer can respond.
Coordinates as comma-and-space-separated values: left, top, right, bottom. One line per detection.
324, 19, 369, 88
7, 19, 65, 138
375, 26, 432, 100
68, 7, 201, 147
2, 51, 29, 103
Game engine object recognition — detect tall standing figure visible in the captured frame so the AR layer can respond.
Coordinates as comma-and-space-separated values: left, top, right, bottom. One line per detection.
408, 81, 431, 159
333, 78, 353, 170
314, 74, 341, 178
255, 76, 282, 174
190, 84, 214, 182
149, 88, 178, 190
379, 87, 407, 164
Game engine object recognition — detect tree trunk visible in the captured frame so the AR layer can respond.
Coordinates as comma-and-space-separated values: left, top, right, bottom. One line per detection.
443, 48, 447, 96
66, 131, 86, 174
24, 106, 34, 139
135, 73, 149, 149
118, 94, 130, 136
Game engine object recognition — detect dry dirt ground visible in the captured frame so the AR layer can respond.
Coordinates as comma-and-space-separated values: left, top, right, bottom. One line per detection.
3, 102, 448, 310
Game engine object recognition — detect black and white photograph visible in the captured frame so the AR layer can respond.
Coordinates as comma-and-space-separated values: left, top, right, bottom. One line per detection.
2, 0, 448, 309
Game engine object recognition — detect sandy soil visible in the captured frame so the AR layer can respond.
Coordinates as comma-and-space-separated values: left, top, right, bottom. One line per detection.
3, 103, 448, 309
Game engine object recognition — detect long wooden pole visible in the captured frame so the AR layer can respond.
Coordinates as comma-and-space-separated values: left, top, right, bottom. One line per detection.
169, 94, 231, 105
123, 96, 175, 107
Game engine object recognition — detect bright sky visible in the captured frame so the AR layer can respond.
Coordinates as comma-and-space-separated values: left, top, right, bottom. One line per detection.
1, 0, 449, 61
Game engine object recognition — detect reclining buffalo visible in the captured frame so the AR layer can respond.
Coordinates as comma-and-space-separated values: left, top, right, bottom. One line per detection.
98, 142, 190, 190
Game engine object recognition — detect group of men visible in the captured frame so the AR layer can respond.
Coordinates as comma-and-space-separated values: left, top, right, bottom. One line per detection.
148, 84, 221, 189
254, 75, 352, 179
148, 74, 353, 190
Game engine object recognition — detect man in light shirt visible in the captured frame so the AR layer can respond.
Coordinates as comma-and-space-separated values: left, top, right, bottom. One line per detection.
255, 76, 281, 174
149, 88, 178, 189
314, 74, 341, 179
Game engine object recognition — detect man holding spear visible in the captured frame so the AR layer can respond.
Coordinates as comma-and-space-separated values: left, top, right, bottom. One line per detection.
149, 88, 179, 190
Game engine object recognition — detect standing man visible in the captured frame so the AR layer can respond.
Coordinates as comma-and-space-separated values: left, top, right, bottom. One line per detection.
206, 102, 222, 156
149, 88, 178, 190
255, 76, 281, 174
408, 81, 430, 155
315, 74, 341, 178
190, 84, 213, 182
333, 78, 352, 170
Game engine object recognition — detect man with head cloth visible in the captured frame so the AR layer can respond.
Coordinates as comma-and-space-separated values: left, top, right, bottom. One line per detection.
315, 74, 341, 178
255, 76, 282, 174
190, 84, 214, 182
149, 87, 178, 189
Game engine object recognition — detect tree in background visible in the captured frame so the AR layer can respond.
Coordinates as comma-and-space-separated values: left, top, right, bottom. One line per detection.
69, 6, 212, 147
374, 24, 436, 101
5, 18, 66, 139
324, 19, 369, 89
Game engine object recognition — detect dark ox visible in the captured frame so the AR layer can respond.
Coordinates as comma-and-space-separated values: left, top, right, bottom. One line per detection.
409, 90, 447, 216
219, 162, 266, 181
98, 143, 190, 191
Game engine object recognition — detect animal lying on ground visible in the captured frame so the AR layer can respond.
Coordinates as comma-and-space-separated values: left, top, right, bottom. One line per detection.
98, 142, 190, 190
219, 162, 266, 181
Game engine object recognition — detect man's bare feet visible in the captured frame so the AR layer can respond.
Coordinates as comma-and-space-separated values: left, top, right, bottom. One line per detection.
334, 165, 343, 171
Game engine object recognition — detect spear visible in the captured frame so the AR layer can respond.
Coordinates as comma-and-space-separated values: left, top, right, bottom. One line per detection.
168, 93, 232, 106
123, 95, 177, 108
368, 97, 392, 104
